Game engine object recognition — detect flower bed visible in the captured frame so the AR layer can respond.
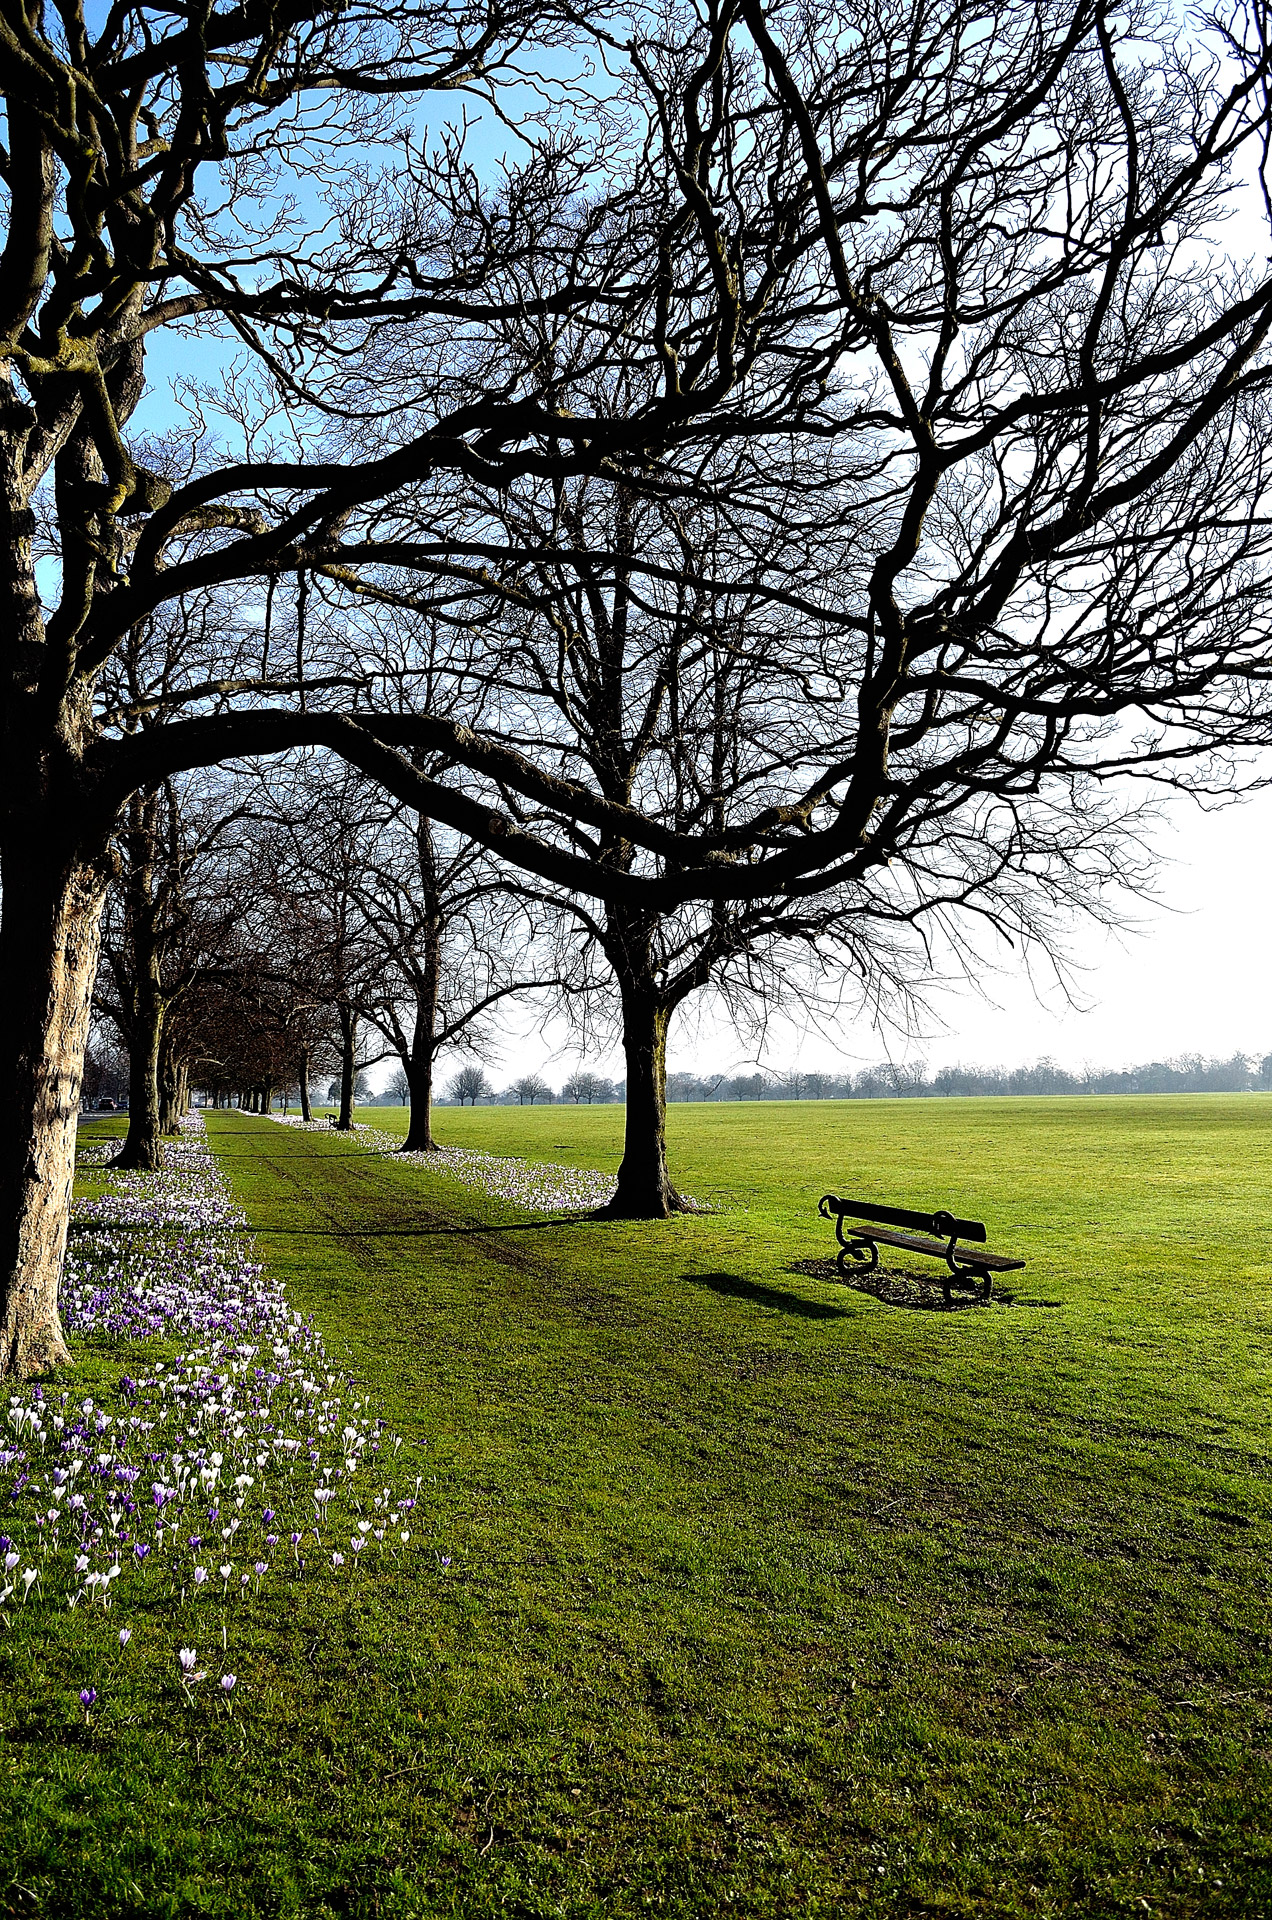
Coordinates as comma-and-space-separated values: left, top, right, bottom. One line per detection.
0, 1115, 420, 1697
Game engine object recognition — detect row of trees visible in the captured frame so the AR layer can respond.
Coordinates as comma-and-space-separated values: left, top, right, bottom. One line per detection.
84, 752, 560, 1162
7, 0, 1272, 1370
445, 1068, 622, 1107
666, 1055, 1272, 1101
123, 1044, 1265, 1114
240, 1048, 1272, 1111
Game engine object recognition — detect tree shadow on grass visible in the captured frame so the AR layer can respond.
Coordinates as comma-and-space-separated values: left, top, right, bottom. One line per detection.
683, 1271, 851, 1320
207, 1147, 382, 1160
247, 1218, 606, 1241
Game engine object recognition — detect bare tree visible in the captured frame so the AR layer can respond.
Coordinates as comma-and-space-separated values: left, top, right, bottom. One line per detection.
96, 763, 251, 1166
337, 768, 559, 1151
561, 1070, 613, 1104
253, 767, 396, 1130
448, 1066, 491, 1106
246, 753, 552, 1144
510, 1075, 554, 1105
396, 472, 1137, 1213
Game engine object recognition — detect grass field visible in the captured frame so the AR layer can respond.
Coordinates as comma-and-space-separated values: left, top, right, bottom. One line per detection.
2, 1095, 1270, 1917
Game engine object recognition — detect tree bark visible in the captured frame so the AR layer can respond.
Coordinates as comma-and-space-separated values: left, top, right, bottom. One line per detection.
597, 904, 686, 1218
298, 1048, 312, 1123
401, 1034, 436, 1150
156, 1039, 186, 1136
114, 981, 164, 1169
401, 815, 443, 1151
0, 854, 108, 1374
400, 961, 440, 1152
337, 1004, 357, 1130
107, 789, 167, 1169
606, 978, 680, 1217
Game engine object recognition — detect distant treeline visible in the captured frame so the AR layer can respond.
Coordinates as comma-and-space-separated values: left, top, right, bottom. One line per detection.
425, 1051, 1272, 1106
665, 1053, 1272, 1101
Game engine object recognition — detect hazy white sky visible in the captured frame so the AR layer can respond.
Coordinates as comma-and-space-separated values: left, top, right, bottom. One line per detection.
479, 781, 1272, 1087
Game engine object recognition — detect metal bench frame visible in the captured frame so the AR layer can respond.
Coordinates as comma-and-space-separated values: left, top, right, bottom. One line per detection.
818, 1194, 1020, 1304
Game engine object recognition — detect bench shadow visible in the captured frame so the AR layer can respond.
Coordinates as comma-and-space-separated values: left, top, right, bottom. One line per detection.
683, 1271, 850, 1320
787, 1257, 999, 1311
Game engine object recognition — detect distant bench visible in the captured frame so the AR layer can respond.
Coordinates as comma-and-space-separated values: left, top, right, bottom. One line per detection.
818, 1195, 1025, 1306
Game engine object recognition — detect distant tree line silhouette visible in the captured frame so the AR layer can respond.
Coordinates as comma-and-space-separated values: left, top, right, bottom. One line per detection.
664, 1056, 1272, 1101
426, 1052, 1272, 1107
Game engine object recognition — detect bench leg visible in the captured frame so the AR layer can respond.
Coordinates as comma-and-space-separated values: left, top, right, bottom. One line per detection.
835, 1234, 879, 1278
945, 1235, 995, 1305
943, 1260, 992, 1306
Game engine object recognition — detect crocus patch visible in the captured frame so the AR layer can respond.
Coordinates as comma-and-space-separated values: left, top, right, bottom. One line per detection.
0, 1114, 422, 1689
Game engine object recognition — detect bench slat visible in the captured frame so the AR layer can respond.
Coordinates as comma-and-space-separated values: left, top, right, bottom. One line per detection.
840, 1224, 1024, 1272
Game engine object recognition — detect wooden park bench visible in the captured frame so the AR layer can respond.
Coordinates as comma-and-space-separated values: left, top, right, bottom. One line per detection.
817, 1194, 1025, 1305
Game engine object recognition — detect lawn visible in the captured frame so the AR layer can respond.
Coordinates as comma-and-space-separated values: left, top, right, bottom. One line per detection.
1, 1095, 1270, 1917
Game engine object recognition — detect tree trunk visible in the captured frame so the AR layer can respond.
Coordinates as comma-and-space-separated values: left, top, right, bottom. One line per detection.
298, 1048, 312, 1123
401, 818, 443, 1150
401, 1042, 435, 1149
108, 788, 166, 1169
114, 983, 164, 1169
401, 967, 440, 1152
337, 1005, 357, 1130
0, 855, 109, 1374
606, 978, 680, 1217
156, 1039, 183, 1135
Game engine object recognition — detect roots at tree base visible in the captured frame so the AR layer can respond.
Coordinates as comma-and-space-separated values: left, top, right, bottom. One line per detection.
593, 1183, 691, 1222
110, 1134, 164, 1173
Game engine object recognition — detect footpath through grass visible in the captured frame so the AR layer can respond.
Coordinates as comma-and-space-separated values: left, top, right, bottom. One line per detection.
3, 1095, 1271, 1917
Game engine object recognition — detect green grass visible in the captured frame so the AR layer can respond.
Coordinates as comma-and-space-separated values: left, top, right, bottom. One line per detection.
2, 1095, 1271, 1917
